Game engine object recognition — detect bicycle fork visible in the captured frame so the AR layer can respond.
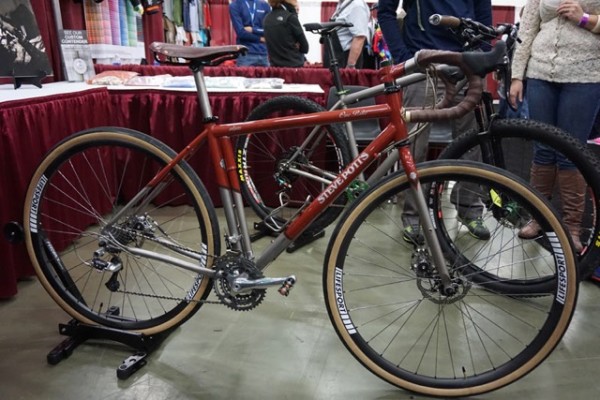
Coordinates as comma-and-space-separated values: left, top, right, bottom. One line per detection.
397, 146, 456, 295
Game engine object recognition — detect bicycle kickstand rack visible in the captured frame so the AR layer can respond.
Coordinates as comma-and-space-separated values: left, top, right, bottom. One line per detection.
47, 308, 172, 379
250, 220, 325, 253
250, 220, 279, 242
285, 230, 325, 253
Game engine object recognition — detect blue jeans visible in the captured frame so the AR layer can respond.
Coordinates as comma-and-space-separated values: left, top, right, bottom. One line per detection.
236, 53, 269, 67
527, 79, 600, 169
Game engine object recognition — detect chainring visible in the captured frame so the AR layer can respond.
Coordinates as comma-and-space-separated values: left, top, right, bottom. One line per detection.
213, 254, 266, 311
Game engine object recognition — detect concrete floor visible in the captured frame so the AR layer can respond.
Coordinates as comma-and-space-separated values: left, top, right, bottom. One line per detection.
1, 211, 600, 400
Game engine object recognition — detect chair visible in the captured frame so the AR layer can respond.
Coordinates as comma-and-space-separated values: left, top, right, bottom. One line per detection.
327, 86, 395, 190
427, 121, 453, 159
326, 85, 382, 145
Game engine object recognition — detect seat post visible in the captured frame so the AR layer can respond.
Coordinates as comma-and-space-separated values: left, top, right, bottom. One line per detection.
323, 33, 345, 93
191, 66, 214, 120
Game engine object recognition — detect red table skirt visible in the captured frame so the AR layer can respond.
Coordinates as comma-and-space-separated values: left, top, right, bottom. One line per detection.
0, 83, 325, 298
0, 88, 111, 298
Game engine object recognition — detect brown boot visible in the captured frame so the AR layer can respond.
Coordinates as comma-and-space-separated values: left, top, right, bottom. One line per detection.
518, 164, 557, 239
557, 169, 587, 253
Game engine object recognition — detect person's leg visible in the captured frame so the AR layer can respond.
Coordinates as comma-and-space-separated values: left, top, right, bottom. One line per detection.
236, 53, 269, 67
448, 81, 490, 239
553, 82, 600, 252
591, 108, 600, 141
518, 163, 557, 239
255, 54, 270, 67
555, 82, 600, 151
236, 53, 253, 66
516, 79, 560, 239
526, 79, 561, 165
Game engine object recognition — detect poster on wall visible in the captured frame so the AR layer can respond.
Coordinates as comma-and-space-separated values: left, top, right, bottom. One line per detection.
0, 0, 52, 79
59, 30, 95, 82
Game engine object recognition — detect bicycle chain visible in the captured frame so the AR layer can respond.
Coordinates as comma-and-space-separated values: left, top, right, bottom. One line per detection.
115, 288, 224, 305
108, 221, 266, 309
109, 225, 224, 304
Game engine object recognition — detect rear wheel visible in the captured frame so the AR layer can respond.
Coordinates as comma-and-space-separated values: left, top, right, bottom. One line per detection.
236, 96, 351, 236
439, 118, 600, 279
23, 127, 220, 335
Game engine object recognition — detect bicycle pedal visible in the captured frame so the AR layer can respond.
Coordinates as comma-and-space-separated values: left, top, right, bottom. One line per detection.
278, 277, 297, 296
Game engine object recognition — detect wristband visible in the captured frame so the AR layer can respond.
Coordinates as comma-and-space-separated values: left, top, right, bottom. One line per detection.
578, 12, 590, 27
593, 15, 600, 33
347, 64, 356, 69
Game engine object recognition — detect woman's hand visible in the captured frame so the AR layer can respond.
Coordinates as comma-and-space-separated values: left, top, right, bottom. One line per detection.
557, 0, 585, 24
509, 79, 524, 108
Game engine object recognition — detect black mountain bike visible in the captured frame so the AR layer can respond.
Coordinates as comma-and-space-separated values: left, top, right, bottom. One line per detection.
235, 15, 600, 280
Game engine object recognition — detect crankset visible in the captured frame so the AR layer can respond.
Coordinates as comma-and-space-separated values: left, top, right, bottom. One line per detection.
213, 254, 296, 311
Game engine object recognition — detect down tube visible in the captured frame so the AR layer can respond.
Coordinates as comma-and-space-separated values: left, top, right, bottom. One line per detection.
285, 125, 397, 240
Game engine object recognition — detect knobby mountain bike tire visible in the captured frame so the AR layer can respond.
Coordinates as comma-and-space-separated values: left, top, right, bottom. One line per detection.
439, 118, 600, 280
235, 96, 351, 236
323, 161, 578, 397
24, 127, 220, 335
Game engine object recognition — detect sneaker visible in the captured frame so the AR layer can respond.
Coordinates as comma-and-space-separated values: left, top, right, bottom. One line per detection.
403, 225, 425, 245
518, 219, 542, 239
591, 267, 600, 283
458, 216, 491, 240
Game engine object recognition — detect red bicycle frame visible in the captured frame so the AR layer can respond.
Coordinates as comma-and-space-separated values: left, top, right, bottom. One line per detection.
140, 44, 485, 272
149, 65, 416, 245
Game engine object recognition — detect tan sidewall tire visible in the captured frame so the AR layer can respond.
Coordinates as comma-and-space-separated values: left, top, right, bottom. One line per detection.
23, 130, 218, 335
324, 163, 578, 397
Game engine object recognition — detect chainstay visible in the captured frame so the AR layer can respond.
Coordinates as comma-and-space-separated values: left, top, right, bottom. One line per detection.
112, 233, 220, 304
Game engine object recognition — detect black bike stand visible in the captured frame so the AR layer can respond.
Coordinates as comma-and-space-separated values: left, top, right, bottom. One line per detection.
250, 221, 279, 242
249, 221, 325, 253
47, 314, 172, 380
285, 230, 325, 253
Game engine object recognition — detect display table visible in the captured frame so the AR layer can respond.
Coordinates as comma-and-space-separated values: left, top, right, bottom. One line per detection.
94, 64, 382, 94
0, 80, 325, 298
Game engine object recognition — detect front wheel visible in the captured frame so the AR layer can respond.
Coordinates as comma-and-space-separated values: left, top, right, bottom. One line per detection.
23, 127, 220, 335
323, 161, 578, 397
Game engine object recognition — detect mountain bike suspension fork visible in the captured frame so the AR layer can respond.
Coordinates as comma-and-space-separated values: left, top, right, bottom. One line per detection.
474, 92, 509, 169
